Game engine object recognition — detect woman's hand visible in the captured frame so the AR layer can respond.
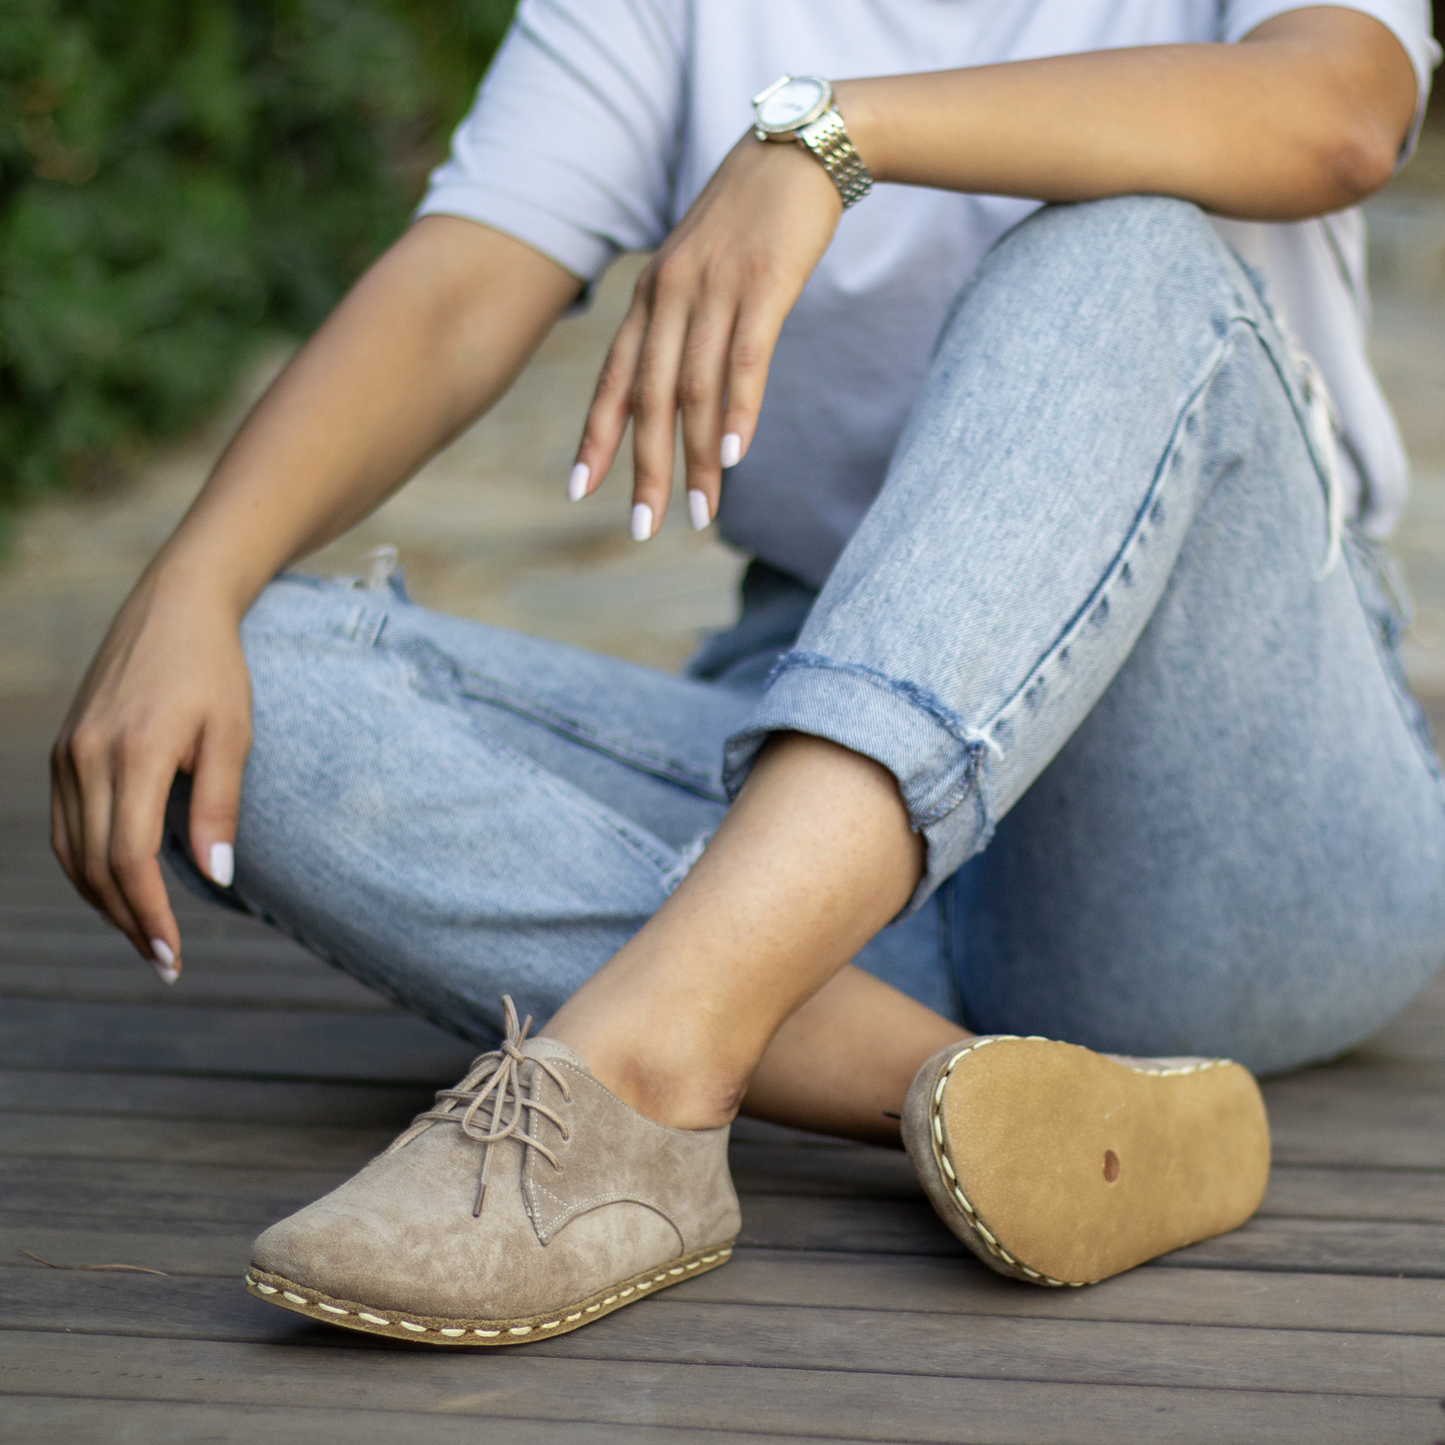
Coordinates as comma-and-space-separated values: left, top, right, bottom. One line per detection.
47, 219, 580, 980
51, 571, 253, 982
569, 130, 843, 537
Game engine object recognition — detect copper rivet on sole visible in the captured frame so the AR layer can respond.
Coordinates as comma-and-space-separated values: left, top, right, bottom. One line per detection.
1103, 1149, 1121, 1183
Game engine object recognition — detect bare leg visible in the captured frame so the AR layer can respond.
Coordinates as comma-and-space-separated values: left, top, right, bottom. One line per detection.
741, 965, 970, 1146
544, 732, 970, 1141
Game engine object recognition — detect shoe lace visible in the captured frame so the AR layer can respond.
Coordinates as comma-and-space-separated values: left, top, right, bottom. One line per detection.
385, 995, 571, 1217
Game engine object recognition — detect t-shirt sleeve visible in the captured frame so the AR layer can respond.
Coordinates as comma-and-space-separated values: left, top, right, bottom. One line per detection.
416, 0, 687, 281
1221, 1, 1441, 162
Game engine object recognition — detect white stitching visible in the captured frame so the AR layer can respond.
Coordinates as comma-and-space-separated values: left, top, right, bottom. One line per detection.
262, 1244, 732, 1343
926, 1037, 1229, 1288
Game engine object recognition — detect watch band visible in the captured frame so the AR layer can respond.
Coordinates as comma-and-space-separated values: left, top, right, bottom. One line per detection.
795, 107, 872, 209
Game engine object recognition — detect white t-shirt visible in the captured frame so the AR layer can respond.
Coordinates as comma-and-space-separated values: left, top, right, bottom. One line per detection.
419, 0, 1440, 587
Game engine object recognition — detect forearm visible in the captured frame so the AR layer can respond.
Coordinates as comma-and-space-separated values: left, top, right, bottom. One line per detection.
835, 9, 1418, 221
147, 215, 580, 620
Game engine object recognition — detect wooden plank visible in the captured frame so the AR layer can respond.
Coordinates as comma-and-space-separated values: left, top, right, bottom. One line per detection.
0, 1398, 819, 1445
5, 992, 1439, 1165
1345, 971, 1445, 1065
4, 1225, 1443, 1335
0, 878, 242, 914
2, 1271, 1442, 1397
0, 1158, 351, 1228
1265, 1066, 1445, 1168
0, 1113, 391, 1171
0, 962, 397, 1012
0, 928, 327, 962
6, 1116, 1441, 1229
14, 1062, 1430, 1186
0, 907, 296, 942
0, 1113, 390, 1171
672, 1249, 1445, 1336
0, 998, 478, 1082
7, 1158, 1445, 1274
1261, 1166, 1445, 1223
1157, 1216, 1445, 1277
0, 1222, 257, 1278
0, 1070, 434, 1128
739, 1194, 1445, 1275
0, 1114, 900, 1183
0, 1331, 1439, 1444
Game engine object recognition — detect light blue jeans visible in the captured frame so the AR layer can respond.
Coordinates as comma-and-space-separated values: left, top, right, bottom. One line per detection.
166, 198, 1445, 1075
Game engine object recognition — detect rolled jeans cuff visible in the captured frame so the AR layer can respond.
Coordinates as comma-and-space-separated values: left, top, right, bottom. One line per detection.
721, 650, 992, 916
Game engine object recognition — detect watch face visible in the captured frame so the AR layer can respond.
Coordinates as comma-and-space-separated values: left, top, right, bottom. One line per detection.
756, 76, 828, 131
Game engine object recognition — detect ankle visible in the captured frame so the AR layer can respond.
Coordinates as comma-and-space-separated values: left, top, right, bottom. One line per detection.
546, 1027, 748, 1131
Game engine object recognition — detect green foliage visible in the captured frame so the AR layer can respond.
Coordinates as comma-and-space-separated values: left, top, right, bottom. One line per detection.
0, 0, 515, 519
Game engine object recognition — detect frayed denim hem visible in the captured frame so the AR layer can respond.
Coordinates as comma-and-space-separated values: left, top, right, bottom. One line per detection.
721, 650, 993, 915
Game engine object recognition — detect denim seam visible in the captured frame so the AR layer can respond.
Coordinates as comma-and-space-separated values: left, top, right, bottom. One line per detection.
1343, 536, 1445, 793
762, 652, 982, 750
756, 651, 989, 829
979, 315, 1263, 752
1237, 307, 1350, 563
449, 669, 727, 803
260, 577, 721, 796
394, 638, 684, 880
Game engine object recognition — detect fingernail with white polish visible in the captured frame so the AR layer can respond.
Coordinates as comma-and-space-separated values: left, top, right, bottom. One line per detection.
631, 503, 654, 541
720, 433, 742, 469
209, 841, 235, 888
568, 462, 590, 501
150, 938, 179, 985
688, 489, 711, 531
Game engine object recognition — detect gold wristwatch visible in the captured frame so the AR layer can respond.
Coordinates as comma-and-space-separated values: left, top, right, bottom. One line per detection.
751, 74, 872, 209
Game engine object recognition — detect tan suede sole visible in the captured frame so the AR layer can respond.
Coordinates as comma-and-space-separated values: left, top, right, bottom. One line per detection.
244, 1241, 735, 1345
923, 1037, 1270, 1286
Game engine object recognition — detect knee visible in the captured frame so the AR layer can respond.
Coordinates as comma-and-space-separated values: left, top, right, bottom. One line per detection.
1013, 195, 1220, 270
965, 195, 1236, 325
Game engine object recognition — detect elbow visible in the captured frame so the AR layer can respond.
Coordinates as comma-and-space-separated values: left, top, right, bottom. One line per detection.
1306, 112, 1401, 212
1244, 114, 1400, 222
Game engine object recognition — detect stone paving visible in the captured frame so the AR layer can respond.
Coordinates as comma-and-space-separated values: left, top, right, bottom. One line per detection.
2, 131, 1443, 707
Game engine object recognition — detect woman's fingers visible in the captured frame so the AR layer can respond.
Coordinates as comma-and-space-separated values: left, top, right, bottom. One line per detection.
570, 297, 648, 506
573, 132, 842, 537
50, 740, 102, 911
65, 726, 152, 956
187, 714, 252, 895
627, 261, 694, 538
108, 739, 186, 981
676, 299, 739, 532
719, 303, 782, 479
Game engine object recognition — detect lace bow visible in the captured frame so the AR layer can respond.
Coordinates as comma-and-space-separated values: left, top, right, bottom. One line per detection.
386, 995, 570, 1216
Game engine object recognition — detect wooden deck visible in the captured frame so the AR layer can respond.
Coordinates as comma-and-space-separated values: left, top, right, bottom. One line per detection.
2, 703, 1444, 1444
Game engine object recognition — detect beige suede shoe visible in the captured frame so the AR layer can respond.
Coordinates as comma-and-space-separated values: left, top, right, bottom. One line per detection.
902, 1035, 1270, 1286
246, 998, 739, 1345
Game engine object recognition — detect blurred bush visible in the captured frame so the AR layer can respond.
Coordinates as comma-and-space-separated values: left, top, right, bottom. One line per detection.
0, 0, 514, 527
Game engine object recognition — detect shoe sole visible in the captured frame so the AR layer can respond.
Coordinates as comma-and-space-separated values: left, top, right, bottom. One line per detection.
244, 1240, 735, 1344
917, 1037, 1270, 1285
